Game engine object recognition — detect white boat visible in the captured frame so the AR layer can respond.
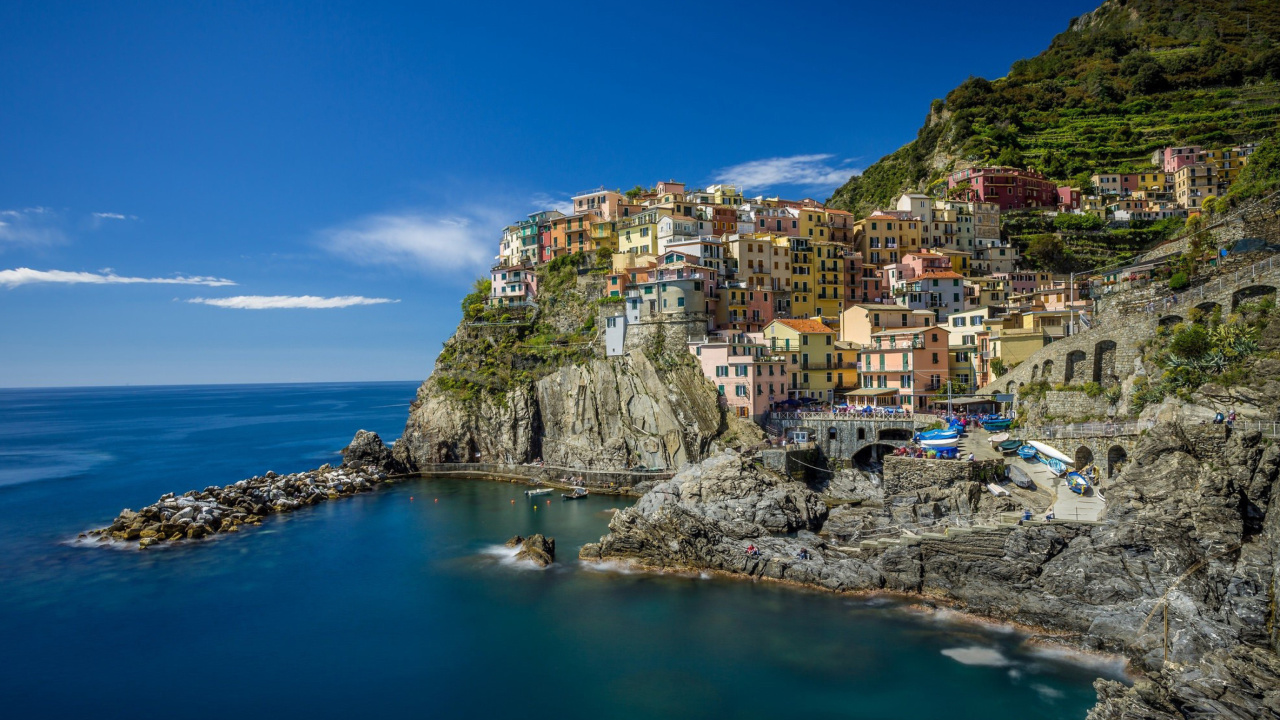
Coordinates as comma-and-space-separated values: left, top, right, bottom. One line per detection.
1027, 440, 1073, 465
920, 437, 959, 449
986, 483, 1010, 497
524, 487, 553, 496
988, 432, 1010, 445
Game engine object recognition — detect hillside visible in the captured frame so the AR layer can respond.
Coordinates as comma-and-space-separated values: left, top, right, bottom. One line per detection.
828, 0, 1280, 217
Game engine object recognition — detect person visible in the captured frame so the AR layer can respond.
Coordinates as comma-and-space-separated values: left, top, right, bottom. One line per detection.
1228, 410, 1237, 428
746, 544, 758, 557
966, 452, 975, 462
1214, 411, 1224, 425
1045, 510, 1055, 522
1022, 509, 1033, 522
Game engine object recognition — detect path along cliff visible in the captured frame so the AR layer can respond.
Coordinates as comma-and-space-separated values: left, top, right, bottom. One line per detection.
581, 416, 1280, 719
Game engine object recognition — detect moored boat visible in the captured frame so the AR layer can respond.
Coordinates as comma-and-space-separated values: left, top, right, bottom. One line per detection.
1017, 445, 1038, 460
1045, 457, 1067, 476
562, 487, 589, 500
1008, 465, 1034, 489
920, 437, 959, 449
982, 418, 1013, 431
1027, 440, 1072, 465
1066, 471, 1090, 495
916, 429, 959, 442
988, 432, 1010, 445
998, 439, 1022, 454
525, 487, 553, 497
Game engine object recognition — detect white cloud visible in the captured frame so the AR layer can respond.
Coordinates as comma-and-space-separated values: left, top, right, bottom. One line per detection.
0, 268, 237, 289
712, 154, 860, 191
529, 193, 574, 216
321, 211, 497, 276
0, 207, 66, 247
92, 212, 137, 221
187, 295, 399, 310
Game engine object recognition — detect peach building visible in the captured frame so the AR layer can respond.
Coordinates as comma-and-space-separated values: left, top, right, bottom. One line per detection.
689, 337, 789, 420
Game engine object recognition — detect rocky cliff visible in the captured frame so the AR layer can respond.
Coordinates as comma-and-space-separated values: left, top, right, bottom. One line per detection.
583, 415, 1280, 718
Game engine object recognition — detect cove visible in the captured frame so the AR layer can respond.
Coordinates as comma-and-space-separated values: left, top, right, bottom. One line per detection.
0, 383, 1118, 719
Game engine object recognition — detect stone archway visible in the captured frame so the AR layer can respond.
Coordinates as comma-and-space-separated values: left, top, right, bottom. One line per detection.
1031, 364, 1040, 380
1094, 340, 1118, 387
1075, 445, 1094, 469
1042, 359, 1055, 383
1065, 350, 1087, 383
1107, 445, 1128, 478
1195, 301, 1221, 318
853, 443, 897, 468
828, 427, 839, 441
1158, 315, 1183, 327
1232, 284, 1276, 309
1006, 380, 1015, 394
878, 428, 913, 442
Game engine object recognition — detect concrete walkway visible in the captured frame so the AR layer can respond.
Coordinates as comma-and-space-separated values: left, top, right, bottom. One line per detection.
959, 426, 1104, 520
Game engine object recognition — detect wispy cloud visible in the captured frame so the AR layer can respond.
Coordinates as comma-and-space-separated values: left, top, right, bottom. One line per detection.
0, 207, 66, 248
529, 193, 574, 216
320, 210, 499, 277
188, 295, 399, 310
713, 154, 860, 191
0, 268, 237, 289
91, 212, 138, 221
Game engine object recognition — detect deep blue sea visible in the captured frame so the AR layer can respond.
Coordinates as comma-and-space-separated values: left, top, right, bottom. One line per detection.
0, 382, 1121, 719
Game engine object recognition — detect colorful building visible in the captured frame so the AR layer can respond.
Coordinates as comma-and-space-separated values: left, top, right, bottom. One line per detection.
689, 337, 788, 421
856, 326, 951, 410
762, 318, 838, 401
947, 167, 1059, 211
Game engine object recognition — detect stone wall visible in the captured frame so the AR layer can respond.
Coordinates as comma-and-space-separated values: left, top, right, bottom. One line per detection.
882, 456, 1005, 496
1038, 390, 1122, 422
767, 414, 923, 462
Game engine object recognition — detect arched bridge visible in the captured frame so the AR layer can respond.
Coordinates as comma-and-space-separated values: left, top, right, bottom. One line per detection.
766, 412, 926, 465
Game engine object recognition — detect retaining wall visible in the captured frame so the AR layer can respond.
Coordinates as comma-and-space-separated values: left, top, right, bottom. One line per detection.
882, 456, 1005, 496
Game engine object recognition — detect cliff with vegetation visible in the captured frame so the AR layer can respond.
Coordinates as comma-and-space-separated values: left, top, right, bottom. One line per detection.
828, 0, 1280, 218
393, 252, 761, 473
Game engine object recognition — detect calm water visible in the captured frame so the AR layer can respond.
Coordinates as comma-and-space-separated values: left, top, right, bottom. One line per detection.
0, 383, 1118, 719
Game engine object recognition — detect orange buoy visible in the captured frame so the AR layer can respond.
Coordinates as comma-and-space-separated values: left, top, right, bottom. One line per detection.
410, 497, 414, 501
434, 498, 438, 503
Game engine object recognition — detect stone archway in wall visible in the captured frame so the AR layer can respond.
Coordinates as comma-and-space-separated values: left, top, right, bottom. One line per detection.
1094, 340, 1118, 387
1107, 445, 1128, 478
828, 427, 839, 441
1065, 350, 1087, 383
1041, 359, 1055, 384
1158, 315, 1183, 327
1075, 445, 1094, 470
1031, 364, 1040, 380
1195, 301, 1221, 319
1006, 380, 1016, 394
878, 428, 913, 442
1232, 284, 1277, 310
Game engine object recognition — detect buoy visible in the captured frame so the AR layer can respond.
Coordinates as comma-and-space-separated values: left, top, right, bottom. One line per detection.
410, 497, 414, 501
510, 499, 515, 504
434, 498, 438, 503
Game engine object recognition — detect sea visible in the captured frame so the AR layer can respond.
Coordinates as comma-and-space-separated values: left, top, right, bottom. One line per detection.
0, 382, 1124, 719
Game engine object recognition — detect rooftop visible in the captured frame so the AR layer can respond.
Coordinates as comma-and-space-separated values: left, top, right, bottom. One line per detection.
772, 318, 834, 334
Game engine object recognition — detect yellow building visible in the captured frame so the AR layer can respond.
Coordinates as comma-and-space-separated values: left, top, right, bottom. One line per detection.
788, 237, 815, 319
853, 211, 922, 266
725, 233, 791, 292
618, 207, 672, 254
812, 238, 847, 319
763, 318, 838, 401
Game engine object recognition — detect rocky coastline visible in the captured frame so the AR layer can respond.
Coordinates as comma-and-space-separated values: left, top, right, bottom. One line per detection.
87, 430, 405, 549
580, 419, 1280, 719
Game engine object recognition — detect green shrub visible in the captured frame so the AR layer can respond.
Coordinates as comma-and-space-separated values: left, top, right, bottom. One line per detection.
1168, 324, 1210, 358
1168, 272, 1190, 291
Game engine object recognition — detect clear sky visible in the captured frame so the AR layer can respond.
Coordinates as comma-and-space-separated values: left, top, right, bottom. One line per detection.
0, 0, 1101, 388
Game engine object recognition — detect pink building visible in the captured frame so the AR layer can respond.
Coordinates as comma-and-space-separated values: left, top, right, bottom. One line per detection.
1057, 186, 1081, 210
1155, 146, 1205, 174
947, 167, 1059, 211
854, 326, 951, 411
689, 338, 789, 421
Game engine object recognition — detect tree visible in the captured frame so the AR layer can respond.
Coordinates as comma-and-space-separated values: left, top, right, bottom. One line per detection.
990, 358, 1008, 378
461, 278, 491, 320
1026, 234, 1069, 271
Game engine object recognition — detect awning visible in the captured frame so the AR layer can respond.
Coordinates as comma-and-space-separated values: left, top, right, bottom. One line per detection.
845, 388, 898, 397
946, 396, 997, 405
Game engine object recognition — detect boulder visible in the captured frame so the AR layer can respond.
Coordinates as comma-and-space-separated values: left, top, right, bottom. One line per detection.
514, 534, 555, 567
342, 430, 403, 473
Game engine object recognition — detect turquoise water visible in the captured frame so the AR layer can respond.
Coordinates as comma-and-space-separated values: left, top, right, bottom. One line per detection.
0, 383, 1119, 719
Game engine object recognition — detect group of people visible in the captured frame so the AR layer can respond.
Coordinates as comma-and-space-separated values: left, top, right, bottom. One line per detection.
1144, 293, 1180, 314
744, 544, 811, 561
1212, 409, 1238, 427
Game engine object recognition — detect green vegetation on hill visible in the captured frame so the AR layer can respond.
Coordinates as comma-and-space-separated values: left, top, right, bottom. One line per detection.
1003, 211, 1183, 272
828, 0, 1280, 217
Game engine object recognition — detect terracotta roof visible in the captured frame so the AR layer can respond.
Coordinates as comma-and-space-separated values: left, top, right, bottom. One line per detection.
773, 318, 833, 334
917, 271, 965, 280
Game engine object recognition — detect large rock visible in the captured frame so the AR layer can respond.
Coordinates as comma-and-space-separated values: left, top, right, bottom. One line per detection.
514, 534, 555, 567
342, 430, 402, 473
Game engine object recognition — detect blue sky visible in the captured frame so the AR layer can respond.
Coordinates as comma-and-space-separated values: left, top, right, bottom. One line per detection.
0, 0, 1100, 387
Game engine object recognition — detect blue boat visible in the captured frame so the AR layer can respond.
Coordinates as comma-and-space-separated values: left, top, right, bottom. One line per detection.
982, 418, 1012, 431
1045, 457, 1067, 475
1066, 471, 1090, 495
1017, 445, 1038, 460
916, 429, 959, 442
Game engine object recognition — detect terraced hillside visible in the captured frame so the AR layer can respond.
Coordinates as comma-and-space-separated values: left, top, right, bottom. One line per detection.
829, 0, 1280, 217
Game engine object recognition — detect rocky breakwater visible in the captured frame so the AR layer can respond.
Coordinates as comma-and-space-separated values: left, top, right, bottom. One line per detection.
505, 534, 556, 567
583, 420, 1280, 719
88, 430, 404, 549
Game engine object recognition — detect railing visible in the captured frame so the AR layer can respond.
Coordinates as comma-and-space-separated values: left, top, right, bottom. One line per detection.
1238, 421, 1280, 438
768, 411, 919, 424
1023, 419, 1154, 440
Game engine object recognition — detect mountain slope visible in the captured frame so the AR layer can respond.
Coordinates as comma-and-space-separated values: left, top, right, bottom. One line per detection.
829, 0, 1280, 217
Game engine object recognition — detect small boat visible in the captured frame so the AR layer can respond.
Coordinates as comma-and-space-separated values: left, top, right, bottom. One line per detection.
525, 487, 553, 497
1045, 457, 1067, 476
986, 483, 1009, 497
920, 437, 959, 449
988, 432, 1010, 445
1008, 465, 1034, 489
917, 429, 959, 441
1027, 440, 1073, 466
982, 418, 1013, 431
562, 487, 589, 500
1066, 471, 1090, 495
998, 439, 1023, 454
1017, 445, 1039, 460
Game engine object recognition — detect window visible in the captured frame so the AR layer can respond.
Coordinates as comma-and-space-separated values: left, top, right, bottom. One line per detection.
932, 352, 938, 363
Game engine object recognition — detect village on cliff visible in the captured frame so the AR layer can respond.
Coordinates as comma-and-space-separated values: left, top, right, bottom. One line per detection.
485, 144, 1258, 423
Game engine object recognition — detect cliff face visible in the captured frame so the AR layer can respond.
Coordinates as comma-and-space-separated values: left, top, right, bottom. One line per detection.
395, 351, 732, 471
583, 417, 1280, 718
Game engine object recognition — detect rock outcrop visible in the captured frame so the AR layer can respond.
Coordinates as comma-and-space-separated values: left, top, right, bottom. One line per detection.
396, 351, 742, 472
584, 419, 1280, 719
90, 431, 402, 549
513, 534, 555, 567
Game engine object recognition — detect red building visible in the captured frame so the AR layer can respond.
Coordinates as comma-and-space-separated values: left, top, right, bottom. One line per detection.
947, 167, 1059, 211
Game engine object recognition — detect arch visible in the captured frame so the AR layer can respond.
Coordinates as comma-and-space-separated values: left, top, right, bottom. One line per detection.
1065, 350, 1087, 383
1006, 380, 1015, 394
1041, 359, 1055, 383
1031, 364, 1040, 380
1158, 315, 1183, 327
1195, 301, 1221, 318
1093, 340, 1118, 387
1232, 284, 1276, 309
878, 428, 913, 442
1107, 445, 1128, 478
856, 427, 866, 441
828, 427, 839, 441
853, 443, 896, 467
1075, 445, 1094, 469
1018, 382, 1025, 391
